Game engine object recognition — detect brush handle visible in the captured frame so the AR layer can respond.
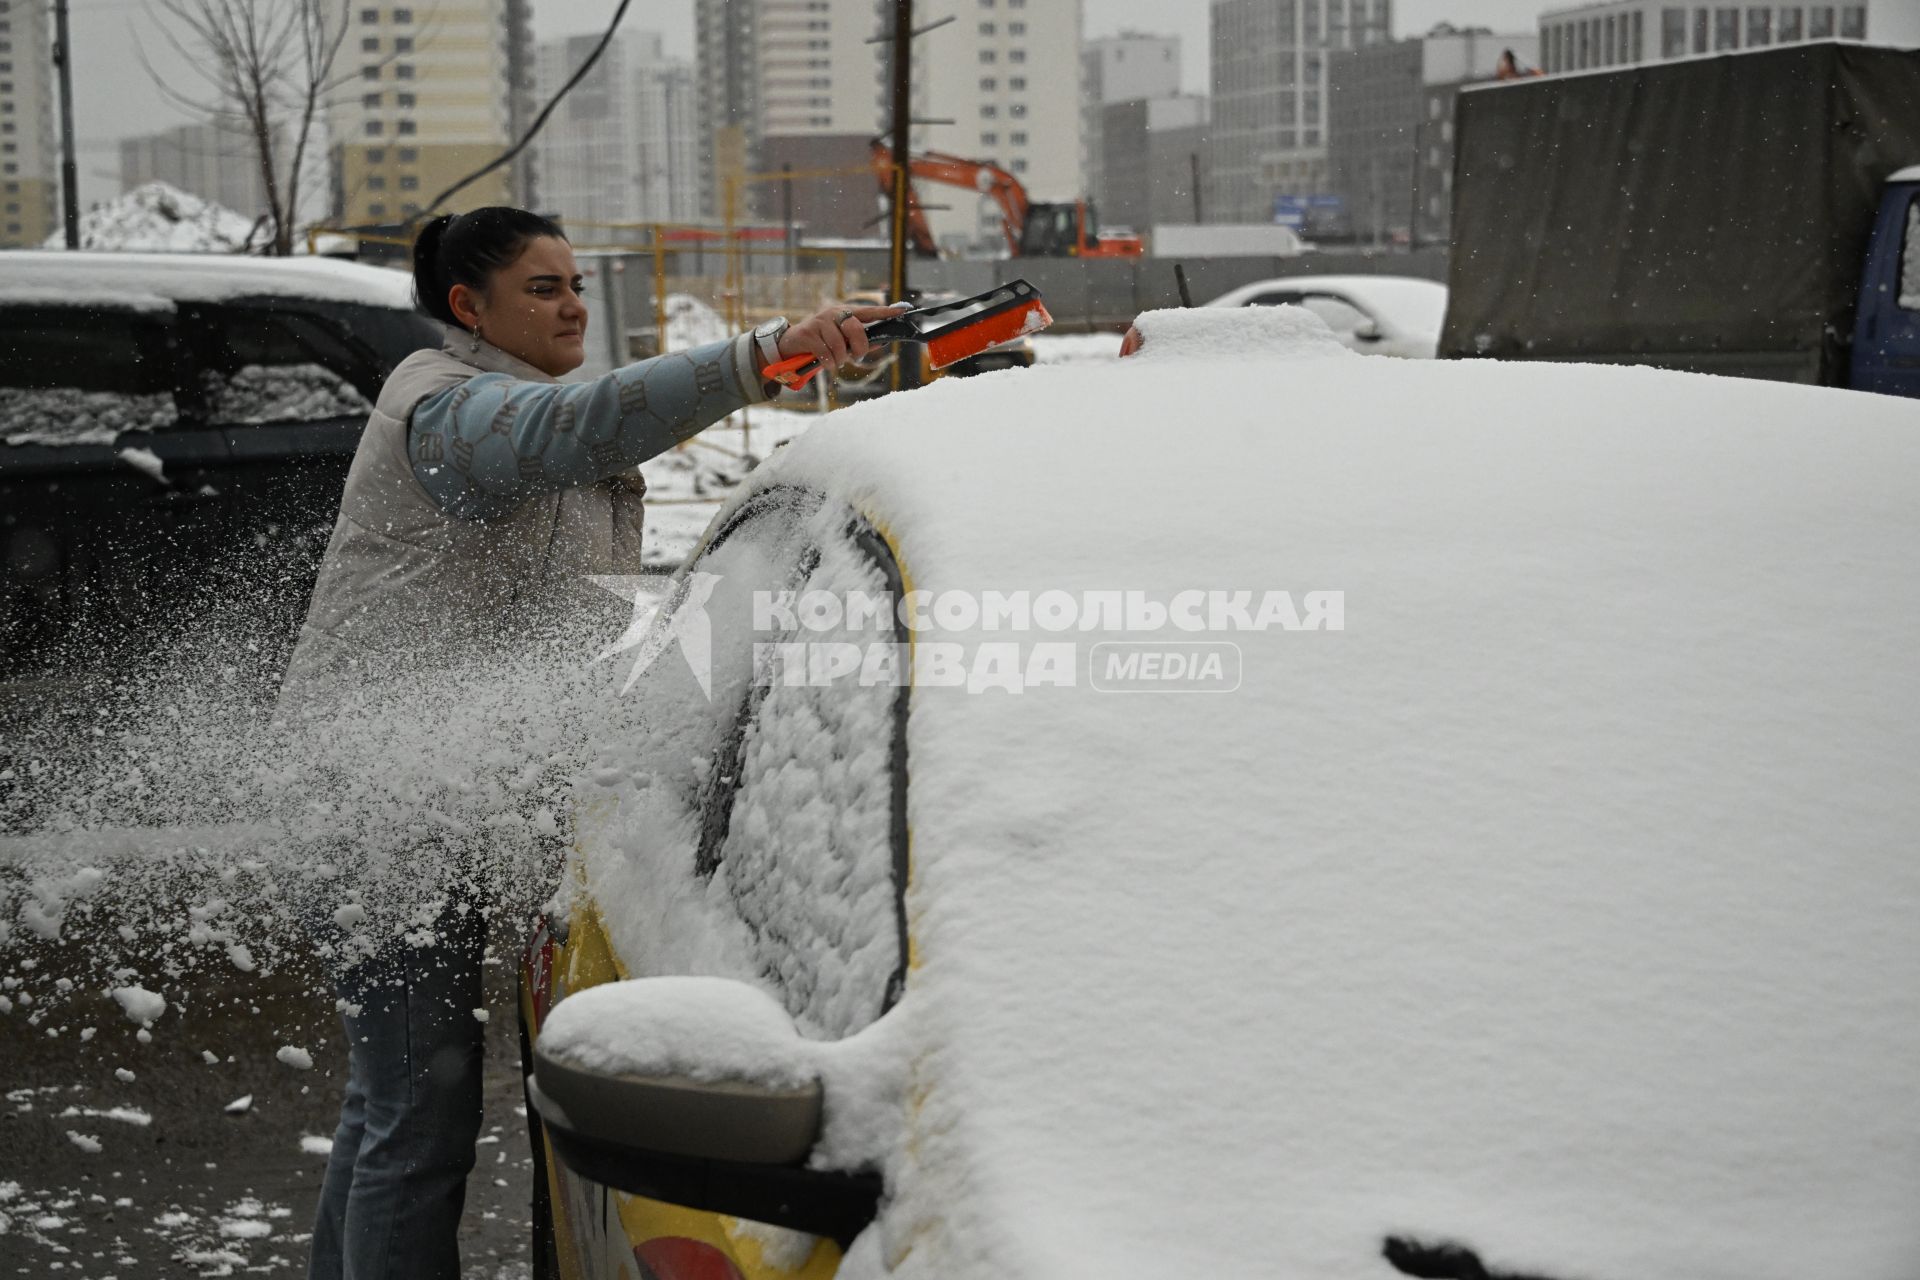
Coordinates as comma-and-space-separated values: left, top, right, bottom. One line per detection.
761, 316, 918, 389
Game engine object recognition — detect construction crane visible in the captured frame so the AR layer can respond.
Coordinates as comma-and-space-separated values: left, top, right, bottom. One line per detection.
868, 140, 1144, 260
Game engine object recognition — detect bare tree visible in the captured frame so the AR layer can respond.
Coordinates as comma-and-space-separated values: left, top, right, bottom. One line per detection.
142, 0, 350, 255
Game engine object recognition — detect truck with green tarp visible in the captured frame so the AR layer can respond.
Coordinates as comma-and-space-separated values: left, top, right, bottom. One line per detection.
1441, 42, 1920, 399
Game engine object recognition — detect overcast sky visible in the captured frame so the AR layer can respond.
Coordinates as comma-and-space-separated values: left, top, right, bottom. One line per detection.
64, 0, 1920, 205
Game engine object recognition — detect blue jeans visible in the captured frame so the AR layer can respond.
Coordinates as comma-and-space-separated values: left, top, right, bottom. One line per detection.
307, 900, 487, 1280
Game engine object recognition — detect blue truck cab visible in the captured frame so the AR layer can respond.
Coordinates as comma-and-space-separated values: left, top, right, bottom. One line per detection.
1850, 168, 1920, 400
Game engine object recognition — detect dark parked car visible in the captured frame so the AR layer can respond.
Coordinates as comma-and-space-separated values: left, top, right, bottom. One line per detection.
0, 253, 441, 685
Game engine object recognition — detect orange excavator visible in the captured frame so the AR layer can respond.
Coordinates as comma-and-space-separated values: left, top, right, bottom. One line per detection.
869, 140, 1144, 260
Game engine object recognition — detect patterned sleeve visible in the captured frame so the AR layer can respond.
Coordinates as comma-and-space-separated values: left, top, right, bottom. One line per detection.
408, 335, 774, 519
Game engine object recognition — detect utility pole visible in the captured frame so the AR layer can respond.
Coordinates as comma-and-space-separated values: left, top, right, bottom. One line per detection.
781, 161, 795, 274
51, 0, 80, 248
887, 0, 914, 392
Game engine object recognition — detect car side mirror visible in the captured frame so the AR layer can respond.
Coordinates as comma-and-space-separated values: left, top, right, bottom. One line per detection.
1353, 318, 1384, 342
529, 976, 881, 1247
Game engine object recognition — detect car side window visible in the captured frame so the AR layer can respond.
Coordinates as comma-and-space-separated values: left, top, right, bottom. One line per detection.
583, 488, 908, 1043
178, 302, 375, 426
1899, 198, 1920, 313
1297, 294, 1371, 335
1244, 291, 1304, 308
704, 511, 907, 1039
0, 303, 181, 445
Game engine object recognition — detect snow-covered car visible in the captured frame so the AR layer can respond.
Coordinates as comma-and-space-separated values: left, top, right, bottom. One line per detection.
0, 252, 439, 680
518, 308, 1920, 1280
1206, 273, 1447, 358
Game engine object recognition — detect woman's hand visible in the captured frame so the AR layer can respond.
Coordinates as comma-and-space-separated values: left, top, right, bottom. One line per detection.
776, 302, 912, 370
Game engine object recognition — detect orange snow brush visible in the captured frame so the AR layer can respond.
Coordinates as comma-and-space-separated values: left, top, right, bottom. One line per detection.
762, 280, 1053, 389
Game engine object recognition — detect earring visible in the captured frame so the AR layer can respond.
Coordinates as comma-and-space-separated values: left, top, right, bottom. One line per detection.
469, 326, 483, 353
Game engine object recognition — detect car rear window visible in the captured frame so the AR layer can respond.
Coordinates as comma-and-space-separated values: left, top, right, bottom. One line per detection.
181, 302, 378, 426
0, 303, 179, 446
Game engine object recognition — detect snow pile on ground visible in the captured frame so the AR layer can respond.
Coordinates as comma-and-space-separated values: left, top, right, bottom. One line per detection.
577, 352, 1920, 1280
663, 293, 735, 351
1129, 300, 1353, 360
48, 181, 261, 254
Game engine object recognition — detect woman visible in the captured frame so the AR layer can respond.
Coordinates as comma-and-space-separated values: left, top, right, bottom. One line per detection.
288, 207, 903, 1280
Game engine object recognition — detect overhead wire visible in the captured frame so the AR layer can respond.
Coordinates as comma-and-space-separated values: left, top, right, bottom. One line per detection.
419, 0, 634, 218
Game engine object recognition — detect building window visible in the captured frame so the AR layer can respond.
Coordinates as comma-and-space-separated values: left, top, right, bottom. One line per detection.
369, 202, 386, 217
397, 118, 416, 135
1747, 7, 1772, 44
367, 147, 385, 162
361, 35, 379, 51
979, 76, 996, 90
367, 174, 386, 189
1714, 7, 1739, 47
1010, 159, 1028, 173
398, 147, 417, 162
364, 120, 383, 135
359, 6, 377, 20
980, 131, 998, 144
394, 6, 412, 19
980, 104, 997, 117
362, 92, 381, 107
1009, 21, 1025, 34
362, 64, 379, 80
1010, 130, 1027, 144
1009, 48, 1025, 63
1010, 76, 1026, 89
1009, 102, 1026, 117
400, 174, 418, 190
396, 63, 414, 78
979, 49, 996, 62
978, 21, 994, 34
394, 36, 412, 52
1630, 10, 1643, 59
397, 92, 415, 107
1779, 6, 1803, 39
1809, 5, 1835, 37
1840, 4, 1865, 37
1693, 7, 1709, 52
1603, 15, 1617, 63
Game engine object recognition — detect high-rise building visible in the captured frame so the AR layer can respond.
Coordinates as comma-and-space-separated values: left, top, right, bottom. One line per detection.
694, 0, 1085, 252
915, 0, 1085, 252
0, 0, 58, 249
328, 0, 530, 227
1097, 94, 1211, 234
1327, 25, 1536, 246
534, 31, 699, 230
119, 121, 279, 219
1209, 0, 1393, 226
1083, 32, 1183, 218
1539, 0, 1868, 73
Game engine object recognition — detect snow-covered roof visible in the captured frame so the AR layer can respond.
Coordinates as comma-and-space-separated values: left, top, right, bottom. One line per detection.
1206, 273, 1449, 336
0, 250, 416, 311
640, 309, 1920, 1280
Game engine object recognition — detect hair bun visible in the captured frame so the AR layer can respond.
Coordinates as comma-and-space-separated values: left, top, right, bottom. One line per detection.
411, 214, 459, 319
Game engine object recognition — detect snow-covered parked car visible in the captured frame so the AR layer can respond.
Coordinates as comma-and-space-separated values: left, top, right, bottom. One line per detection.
519, 308, 1920, 1280
1207, 273, 1447, 358
0, 252, 439, 680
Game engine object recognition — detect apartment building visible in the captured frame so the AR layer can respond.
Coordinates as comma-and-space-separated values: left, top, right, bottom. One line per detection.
120, 121, 279, 219
1540, 0, 1869, 74
1083, 31, 1182, 206
1328, 26, 1537, 245
0, 0, 57, 248
328, 0, 532, 226
535, 31, 699, 229
1209, 0, 1394, 225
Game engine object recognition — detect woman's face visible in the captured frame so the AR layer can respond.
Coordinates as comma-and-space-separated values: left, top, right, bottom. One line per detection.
453, 235, 588, 377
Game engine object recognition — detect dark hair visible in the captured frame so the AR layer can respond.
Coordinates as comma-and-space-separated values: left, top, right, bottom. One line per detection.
411, 207, 567, 329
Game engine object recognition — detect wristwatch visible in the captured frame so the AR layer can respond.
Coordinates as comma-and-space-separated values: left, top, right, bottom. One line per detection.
753, 316, 790, 370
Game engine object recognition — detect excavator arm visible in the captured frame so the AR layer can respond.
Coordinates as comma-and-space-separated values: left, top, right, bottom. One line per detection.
869, 140, 1031, 258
